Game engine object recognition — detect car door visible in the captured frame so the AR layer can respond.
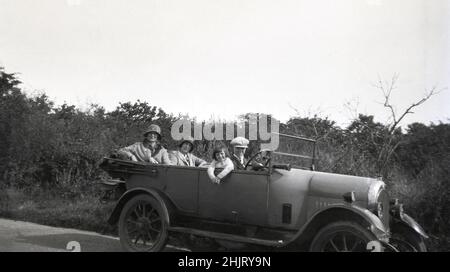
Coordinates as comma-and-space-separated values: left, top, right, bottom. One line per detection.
164, 165, 200, 214
198, 169, 270, 226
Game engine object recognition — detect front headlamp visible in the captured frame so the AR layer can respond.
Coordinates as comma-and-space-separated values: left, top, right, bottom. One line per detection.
368, 180, 386, 208
377, 202, 384, 218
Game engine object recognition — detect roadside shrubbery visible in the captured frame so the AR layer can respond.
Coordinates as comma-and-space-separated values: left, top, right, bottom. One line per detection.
1, 66, 449, 251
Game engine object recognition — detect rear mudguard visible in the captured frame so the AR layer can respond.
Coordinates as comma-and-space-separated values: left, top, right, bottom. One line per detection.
107, 188, 171, 226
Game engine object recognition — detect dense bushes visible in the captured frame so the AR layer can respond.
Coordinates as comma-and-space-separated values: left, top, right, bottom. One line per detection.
1, 67, 449, 250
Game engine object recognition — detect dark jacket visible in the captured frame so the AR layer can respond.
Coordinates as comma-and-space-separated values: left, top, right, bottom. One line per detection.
230, 154, 247, 170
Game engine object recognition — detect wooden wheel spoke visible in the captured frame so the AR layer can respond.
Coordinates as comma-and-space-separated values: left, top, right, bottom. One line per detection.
132, 210, 140, 219
150, 218, 161, 224
342, 234, 348, 251
127, 225, 139, 234
146, 230, 155, 241
143, 204, 152, 218
147, 208, 156, 219
126, 218, 138, 225
137, 204, 145, 217
141, 232, 150, 244
148, 225, 160, 233
127, 226, 140, 239
329, 238, 340, 252
350, 240, 363, 251
134, 235, 141, 245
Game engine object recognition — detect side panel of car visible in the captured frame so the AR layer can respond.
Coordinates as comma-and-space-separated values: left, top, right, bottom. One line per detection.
164, 166, 201, 214
267, 169, 313, 229
126, 165, 203, 214
198, 170, 270, 226
126, 165, 166, 191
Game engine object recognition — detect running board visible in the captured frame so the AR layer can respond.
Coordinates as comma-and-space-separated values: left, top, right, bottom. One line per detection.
169, 226, 284, 247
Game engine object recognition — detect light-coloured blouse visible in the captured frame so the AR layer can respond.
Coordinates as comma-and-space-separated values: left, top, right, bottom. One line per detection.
207, 157, 234, 180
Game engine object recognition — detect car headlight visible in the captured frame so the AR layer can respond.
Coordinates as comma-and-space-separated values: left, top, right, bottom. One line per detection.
375, 189, 390, 231
377, 202, 384, 218
368, 180, 386, 209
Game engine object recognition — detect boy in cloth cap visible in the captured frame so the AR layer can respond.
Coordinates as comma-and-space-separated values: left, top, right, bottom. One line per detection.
229, 136, 250, 170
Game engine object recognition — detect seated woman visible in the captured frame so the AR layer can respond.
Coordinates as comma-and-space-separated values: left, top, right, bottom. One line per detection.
207, 146, 234, 184
117, 124, 172, 165
169, 136, 207, 167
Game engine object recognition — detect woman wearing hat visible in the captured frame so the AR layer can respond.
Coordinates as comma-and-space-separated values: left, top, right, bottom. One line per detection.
117, 124, 172, 165
169, 136, 207, 167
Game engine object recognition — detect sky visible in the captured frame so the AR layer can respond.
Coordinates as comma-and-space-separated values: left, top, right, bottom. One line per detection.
0, 0, 449, 127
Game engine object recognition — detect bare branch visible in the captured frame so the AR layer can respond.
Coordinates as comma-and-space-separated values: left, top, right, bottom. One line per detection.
288, 103, 302, 117
382, 74, 399, 125
372, 74, 400, 128
389, 85, 440, 133
343, 97, 360, 121
373, 74, 442, 134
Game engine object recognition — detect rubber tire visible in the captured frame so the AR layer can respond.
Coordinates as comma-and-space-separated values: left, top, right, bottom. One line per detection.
118, 194, 169, 252
309, 221, 378, 252
391, 224, 427, 252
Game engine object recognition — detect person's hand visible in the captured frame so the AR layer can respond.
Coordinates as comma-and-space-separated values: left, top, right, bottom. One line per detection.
130, 155, 138, 162
210, 177, 220, 184
149, 157, 159, 164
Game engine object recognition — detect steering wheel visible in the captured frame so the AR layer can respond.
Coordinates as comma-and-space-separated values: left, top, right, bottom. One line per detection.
244, 150, 272, 170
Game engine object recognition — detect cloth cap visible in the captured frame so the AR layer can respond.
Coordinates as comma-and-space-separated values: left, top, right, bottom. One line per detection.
230, 137, 249, 148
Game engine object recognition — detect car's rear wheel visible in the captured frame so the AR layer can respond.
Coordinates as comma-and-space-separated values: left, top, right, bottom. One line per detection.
309, 221, 378, 252
390, 224, 427, 252
118, 194, 168, 252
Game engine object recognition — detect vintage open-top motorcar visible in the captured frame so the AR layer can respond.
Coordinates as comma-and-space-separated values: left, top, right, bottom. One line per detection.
99, 133, 428, 252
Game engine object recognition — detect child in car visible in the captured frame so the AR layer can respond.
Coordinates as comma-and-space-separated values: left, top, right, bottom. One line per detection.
207, 145, 234, 184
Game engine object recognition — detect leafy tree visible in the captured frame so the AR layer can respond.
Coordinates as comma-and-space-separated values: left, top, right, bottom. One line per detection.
0, 67, 28, 180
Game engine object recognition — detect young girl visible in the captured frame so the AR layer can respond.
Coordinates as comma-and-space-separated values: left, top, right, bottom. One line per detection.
207, 146, 234, 184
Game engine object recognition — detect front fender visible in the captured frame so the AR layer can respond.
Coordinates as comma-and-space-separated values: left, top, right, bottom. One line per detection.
291, 203, 389, 246
107, 187, 171, 226
392, 213, 429, 239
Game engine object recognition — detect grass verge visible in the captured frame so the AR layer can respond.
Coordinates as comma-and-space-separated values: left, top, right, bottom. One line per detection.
0, 188, 117, 236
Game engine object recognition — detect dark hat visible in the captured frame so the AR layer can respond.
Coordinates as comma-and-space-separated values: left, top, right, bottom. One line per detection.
179, 136, 195, 152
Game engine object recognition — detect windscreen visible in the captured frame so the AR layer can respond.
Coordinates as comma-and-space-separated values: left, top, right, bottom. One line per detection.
270, 133, 316, 170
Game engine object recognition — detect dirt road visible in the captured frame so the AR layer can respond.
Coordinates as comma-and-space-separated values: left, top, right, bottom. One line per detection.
0, 218, 190, 252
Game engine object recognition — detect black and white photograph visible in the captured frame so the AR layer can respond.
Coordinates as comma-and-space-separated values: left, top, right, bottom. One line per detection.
0, 0, 449, 254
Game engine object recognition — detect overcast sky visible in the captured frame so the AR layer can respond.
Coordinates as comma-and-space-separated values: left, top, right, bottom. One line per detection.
1, 0, 449, 127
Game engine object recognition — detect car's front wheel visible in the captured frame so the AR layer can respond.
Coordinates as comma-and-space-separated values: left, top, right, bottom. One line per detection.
309, 221, 378, 252
118, 194, 169, 252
